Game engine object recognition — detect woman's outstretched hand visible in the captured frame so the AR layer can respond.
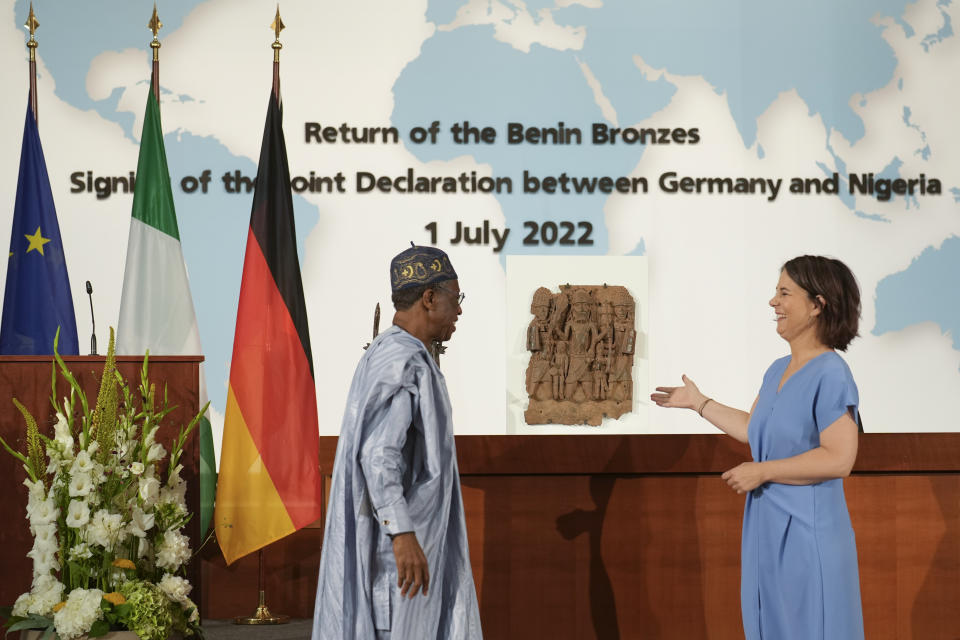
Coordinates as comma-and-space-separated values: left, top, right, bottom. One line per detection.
650, 374, 706, 411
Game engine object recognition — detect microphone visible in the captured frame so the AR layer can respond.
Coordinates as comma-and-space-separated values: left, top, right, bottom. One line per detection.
86, 281, 97, 356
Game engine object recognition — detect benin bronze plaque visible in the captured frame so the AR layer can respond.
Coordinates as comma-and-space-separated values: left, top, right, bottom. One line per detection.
524, 284, 636, 426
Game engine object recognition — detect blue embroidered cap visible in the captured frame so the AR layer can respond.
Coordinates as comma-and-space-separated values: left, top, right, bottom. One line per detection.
390, 244, 458, 292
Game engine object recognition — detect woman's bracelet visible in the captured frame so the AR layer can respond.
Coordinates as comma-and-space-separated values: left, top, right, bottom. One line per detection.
697, 397, 713, 417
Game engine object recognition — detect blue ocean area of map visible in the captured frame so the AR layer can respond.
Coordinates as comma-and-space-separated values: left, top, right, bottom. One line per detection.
552, 0, 912, 147
874, 236, 960, 352
398, 0, 923, 259
921, 0, 954, 50
14, 0, 201, 117
392, 25, 658, 257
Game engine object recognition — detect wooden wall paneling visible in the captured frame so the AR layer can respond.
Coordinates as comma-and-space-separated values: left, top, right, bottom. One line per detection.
200, 434, 960, 636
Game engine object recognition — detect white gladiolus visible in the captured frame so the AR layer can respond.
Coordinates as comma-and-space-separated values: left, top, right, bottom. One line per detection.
65, 499, 91, 529
26, 545, 60, 576
130, 461, 145, 475
71, 450, 94, 475
53, 588, 104, 640
146, 442, 166, 463
167, 463, 184, 487
159, 484, 188, 511
138, 476, 161, 506
91, 463, 107, 485
68, 472, 94, 497
32, 524, 58, 553
28, 498, 59, 527
116, 439, 133, 463
142, 425, 157, 450
87, 509, 124, 550
128, 506, 155, 538
24, 478, 46, 502
53, 413, 73, 450
69, 542, 93, 561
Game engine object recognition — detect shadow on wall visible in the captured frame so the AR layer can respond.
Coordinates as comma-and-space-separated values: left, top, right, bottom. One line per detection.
911, 477, 960, 638
464, 436, 710, 639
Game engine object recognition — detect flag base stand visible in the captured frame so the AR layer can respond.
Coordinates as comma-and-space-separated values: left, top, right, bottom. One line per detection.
233, 590, 290, 625
233, 550, 290, 625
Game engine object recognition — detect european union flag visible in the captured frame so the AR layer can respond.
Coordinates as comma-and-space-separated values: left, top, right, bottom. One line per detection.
0, 100, 79, 355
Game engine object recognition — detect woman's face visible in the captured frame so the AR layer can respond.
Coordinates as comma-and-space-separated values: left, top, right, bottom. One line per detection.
769, 270, 820, 344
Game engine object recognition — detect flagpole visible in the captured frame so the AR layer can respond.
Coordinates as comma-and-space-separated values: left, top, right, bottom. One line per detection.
234, 549, 289, 625
233, 10, 290, 625
25, 2, 39, 126
149, 4, 162, 102
271, 5, 284, 99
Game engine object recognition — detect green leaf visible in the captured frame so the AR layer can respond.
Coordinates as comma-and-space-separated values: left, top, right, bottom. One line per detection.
113, 603, 132, 618
0, 609, 25, 635
0, 434, 30, 468
7, 615, 50, 631
53, 329, 90, 436
88, 619, 110, 637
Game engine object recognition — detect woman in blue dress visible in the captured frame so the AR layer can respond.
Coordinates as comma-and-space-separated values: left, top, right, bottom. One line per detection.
651, 255, 865, 640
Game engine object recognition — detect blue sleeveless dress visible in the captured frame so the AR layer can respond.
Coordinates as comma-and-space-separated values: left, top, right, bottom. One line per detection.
741, 352, 864, 640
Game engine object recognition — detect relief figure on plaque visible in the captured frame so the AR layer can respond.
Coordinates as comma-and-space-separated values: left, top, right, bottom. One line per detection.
550, 340, 569, 400
558, 288, 599, 402
525, 287, 555, 400
609, 291, 636, 402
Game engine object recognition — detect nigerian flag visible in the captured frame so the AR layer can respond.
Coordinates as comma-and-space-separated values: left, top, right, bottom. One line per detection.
117, 80, 216, 537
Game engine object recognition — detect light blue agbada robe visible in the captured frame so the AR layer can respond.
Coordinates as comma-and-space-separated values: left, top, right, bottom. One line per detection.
312, 326, 482, 640
741, 351, 864, 640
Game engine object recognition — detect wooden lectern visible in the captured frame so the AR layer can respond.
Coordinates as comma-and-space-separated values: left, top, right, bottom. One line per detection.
0, 355, 203, 610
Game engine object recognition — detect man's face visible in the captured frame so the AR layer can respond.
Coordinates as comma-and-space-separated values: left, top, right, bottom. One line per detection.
431, 280, 463, 342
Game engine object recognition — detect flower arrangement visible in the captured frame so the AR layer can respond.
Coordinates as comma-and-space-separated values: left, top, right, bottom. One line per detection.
0, 330, 207, 640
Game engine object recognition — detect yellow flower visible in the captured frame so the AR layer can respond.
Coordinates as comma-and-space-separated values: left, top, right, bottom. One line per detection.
112, 558, 136, 570
103, 592, 126, 606
52, 601, 66, 613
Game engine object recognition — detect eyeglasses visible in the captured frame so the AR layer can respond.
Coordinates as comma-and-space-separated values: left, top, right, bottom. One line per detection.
434, 284, 465, 305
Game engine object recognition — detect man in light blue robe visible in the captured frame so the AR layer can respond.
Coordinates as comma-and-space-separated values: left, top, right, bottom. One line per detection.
312, 245, 483, 640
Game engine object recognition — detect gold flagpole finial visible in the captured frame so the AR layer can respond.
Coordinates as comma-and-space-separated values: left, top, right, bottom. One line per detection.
149, 4, 163, 61
271, 5, 284, 63
24, 2, 39, 62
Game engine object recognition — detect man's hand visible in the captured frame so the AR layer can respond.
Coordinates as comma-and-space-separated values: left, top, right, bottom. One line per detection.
392, 532, 430, 598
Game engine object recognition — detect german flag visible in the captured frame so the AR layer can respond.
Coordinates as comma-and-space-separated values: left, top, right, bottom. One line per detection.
214, 90, 322, 564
